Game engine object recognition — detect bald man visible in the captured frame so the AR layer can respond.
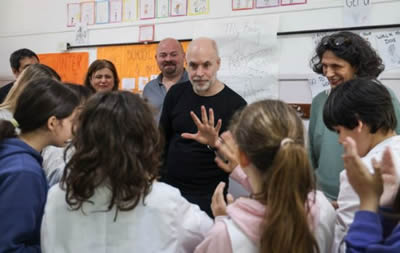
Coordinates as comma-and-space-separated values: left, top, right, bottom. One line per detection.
143, 38, 188, 121
159, 38, 246, 217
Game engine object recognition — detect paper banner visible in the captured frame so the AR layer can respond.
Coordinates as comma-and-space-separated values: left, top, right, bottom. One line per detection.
38, 52, 89, 84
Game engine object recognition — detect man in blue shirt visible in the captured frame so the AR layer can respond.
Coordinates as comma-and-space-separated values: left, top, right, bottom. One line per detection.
143, 38, 188, 122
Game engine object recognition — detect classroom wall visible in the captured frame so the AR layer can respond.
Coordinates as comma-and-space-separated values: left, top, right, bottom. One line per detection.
1, 0, 399, 104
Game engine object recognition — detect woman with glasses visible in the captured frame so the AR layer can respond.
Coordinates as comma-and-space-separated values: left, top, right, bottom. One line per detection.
309, 32, 400, 252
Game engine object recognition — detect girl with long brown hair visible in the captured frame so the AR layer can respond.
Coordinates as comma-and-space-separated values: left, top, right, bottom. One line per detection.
191, 100, 336, 253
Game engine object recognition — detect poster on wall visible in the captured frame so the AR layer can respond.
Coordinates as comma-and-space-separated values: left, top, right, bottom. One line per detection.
375, 31, 400, 70
170, 0, 187, 16
81, 2, 95, 25
140, 0, 156, 19
74, 22, 89, 45
281, 0, 307, 6
193, 15, 280, 103
139, 24, 155, 42
95, 0, 109, 24
157, 0, 169, 17
97, 42, 189, 92
67, 3, 81, 27
122, 78, 136, 91
232, 0, 254, 10
188, 0, 208, 15
38, 52, 89, 84
110, 0, 123, 23
255, 0, 279, 8
343, 0, 372, 27
123, 0, 138, 21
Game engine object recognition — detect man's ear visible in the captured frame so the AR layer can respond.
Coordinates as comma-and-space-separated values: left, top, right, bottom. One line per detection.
216, 57, 221, 70
238, 149, 250, 168
47, 116, 58, 132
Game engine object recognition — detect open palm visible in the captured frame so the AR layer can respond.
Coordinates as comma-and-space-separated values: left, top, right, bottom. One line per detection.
181, 105, 222, 146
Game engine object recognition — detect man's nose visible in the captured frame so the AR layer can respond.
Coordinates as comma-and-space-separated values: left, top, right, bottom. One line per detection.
195, 66, 204, 76
165, 54, 173, 61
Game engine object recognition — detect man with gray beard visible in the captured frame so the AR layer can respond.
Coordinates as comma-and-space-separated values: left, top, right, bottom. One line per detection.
159, 37, 246, 217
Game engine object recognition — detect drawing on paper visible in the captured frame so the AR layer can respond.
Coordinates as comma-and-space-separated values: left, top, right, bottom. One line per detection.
233, 0, 253, 9
171, 0, 187, 16
157, 0, 169, 17
140, 0, 155, 19
189, 0, 208, 15
255, 0, 279, 8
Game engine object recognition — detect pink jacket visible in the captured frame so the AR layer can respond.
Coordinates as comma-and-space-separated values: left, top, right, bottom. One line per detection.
194, 167, 336, 253
194, 197, 264, 253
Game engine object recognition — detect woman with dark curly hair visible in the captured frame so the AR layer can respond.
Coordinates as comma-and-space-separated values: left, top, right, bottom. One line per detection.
83, 59, 120, 92
41, 91, 212, 253
311, 31, 385, 84
308, 31, 400, 204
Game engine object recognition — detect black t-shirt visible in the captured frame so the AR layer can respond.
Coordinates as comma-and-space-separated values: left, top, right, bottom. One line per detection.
159, 81, 247, 196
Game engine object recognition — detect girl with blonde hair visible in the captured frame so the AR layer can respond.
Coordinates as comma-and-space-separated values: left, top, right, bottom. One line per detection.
0, 63, 60, 121
188, 100, 336, 253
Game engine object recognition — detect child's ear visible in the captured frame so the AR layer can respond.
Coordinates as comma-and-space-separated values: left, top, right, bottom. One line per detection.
238, 149, 250, 168
356, 120, 364, 133
47, 116, 58, 132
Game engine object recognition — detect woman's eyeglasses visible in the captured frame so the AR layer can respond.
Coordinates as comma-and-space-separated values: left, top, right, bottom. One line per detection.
321, 36, 351, 49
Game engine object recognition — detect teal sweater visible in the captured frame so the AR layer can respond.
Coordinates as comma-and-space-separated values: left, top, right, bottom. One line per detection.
308, 88, 400, 201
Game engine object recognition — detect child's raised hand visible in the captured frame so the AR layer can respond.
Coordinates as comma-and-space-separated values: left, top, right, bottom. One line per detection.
211, 182, 234, 217
214, 131, 239, 173
342, 137, 383, 212
377, 147, 400, 207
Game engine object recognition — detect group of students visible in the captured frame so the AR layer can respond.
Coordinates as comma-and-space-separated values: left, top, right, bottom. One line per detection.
0, 31, 399, 253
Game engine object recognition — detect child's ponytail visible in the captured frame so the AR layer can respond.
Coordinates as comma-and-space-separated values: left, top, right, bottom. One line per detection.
233, 100, 320, 253
259, 140, 319, 253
